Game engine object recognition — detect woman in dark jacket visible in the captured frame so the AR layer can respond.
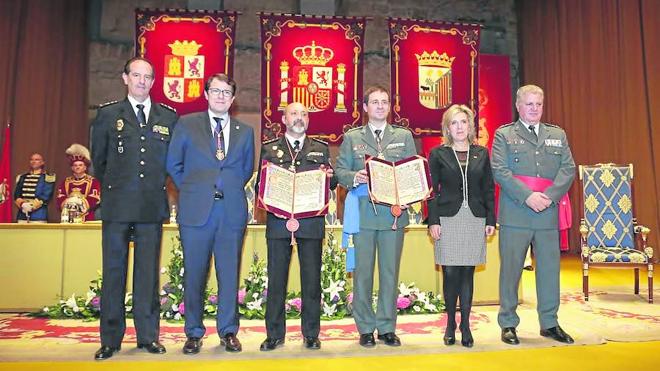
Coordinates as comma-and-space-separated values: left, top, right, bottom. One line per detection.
427, 104, 496, 348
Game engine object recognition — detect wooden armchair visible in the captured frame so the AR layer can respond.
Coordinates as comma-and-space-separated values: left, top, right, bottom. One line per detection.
579, 163, 654, 303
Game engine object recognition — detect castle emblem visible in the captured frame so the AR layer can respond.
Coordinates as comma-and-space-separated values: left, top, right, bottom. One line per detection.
416, 50, 455, 110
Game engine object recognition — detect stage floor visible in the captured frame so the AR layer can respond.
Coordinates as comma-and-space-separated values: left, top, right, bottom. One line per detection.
0, 257, 658, 369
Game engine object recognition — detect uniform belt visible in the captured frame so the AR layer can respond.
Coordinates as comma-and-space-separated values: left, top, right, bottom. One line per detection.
213, 191, 224, 200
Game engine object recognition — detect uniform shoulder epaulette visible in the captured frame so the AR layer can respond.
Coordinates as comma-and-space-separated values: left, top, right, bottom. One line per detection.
544, 123, 560, 128
262, 137, 279, 145
159, 102, 177, 113
500, 122, 515, 128
345, 126, 363, 133
98, 100, 119, 109
311, 137, 328, 145
45, 173, 56, 183
391, 124, 412, 132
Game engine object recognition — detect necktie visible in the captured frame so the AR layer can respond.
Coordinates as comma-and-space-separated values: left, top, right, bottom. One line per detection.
374, 129, 382, 144
136, 104, 146, 127
213, 117, 225, 160
293, 140, 301, 152
528, 125, 538, 140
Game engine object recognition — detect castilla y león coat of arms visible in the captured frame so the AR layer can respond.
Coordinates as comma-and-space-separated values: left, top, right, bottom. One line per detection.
163, 40, 205, 103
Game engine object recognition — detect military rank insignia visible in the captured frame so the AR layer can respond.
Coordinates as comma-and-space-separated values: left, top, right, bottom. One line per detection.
116, 119, 124, 131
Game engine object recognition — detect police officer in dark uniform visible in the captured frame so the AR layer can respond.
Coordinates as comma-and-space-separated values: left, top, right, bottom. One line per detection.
14, 153, 55, 222
257, 102, 337, 351
90, 57, 177, 360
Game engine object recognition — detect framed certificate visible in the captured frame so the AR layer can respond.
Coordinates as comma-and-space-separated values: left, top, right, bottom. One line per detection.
365, 155, 433, 210
257, 160, 330, 219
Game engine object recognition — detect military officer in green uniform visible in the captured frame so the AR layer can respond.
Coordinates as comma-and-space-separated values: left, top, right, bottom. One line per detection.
491, 84, 576, 345
335, 85, 416, 348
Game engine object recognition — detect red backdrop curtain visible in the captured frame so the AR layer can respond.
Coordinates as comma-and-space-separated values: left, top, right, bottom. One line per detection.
518, 0, 660, 258
0, 0, 89, 222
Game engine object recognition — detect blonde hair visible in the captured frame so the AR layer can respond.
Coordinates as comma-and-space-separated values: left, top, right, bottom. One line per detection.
516, 84, 544, 104
441, 104, 476, 146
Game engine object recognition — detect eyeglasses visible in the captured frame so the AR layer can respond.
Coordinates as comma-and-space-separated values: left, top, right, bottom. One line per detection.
208, 88, 233, 98
368, 100, 390, 106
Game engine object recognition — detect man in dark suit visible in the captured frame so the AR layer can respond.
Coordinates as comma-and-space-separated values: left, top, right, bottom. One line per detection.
90, 57, 178, 360
256, 102, 337, 351
167, 73, 254, 354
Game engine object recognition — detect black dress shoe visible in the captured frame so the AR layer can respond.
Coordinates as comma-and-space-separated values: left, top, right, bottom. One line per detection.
221, 333, 242, 352
377, 332, 401, 347
94, 345, 120, 361
182, 337, 202, 355
443, 326, 456, 345
359, 333, 376, 348
460, 329, 474, 348
137, 341, 166, 354
540, 326, 574, 344
501, 327, 520, 345
304, 337, 321, 350
260, 337, 285, 351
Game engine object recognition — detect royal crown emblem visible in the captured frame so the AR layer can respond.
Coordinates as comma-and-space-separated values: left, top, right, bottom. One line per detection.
416, 50, 455, 110
277, 41, 347, 114
293, 41, 334, 66
163, 40, 205, 104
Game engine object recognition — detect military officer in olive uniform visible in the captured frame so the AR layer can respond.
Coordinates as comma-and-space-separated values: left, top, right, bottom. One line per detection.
90, 57, 178, 360
491, 84, 576, 345
335, 85, 417, 348
14, 153, 55, 222
257, 102, 338, 351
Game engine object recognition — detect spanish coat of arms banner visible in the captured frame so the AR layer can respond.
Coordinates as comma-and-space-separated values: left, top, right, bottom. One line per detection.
135, 9, 238, 115
260, 13, 366, 142
388, 18, 480, 137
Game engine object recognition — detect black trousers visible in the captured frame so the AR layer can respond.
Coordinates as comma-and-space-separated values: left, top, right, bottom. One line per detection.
100, 221, 162, 347
265, 237, 322, 339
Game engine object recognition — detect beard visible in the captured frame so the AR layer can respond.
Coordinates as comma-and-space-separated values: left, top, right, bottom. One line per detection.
289, 119, 306, 134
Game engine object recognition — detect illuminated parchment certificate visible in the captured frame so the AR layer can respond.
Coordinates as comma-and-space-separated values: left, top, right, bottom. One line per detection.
365, 155, 433, 207
257, 160, 330, 219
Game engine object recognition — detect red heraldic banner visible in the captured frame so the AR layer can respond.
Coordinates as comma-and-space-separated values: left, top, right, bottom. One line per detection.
0, 123, 11, 222
136, 9, 238, 115
477, 54, 512, 150
388, 18, 480, 137
260, 13, 366, 142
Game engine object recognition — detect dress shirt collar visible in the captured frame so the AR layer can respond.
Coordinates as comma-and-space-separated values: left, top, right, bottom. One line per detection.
127, 95, 151, 115
285, 133, 306, 149
520, 119, 539, 133
208, 110, 230, 132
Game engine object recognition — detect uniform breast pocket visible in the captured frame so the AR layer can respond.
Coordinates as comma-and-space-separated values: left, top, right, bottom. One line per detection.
114, 133, 133, 155
544, 146, 562, 167
385, 147, 405, 160
305, 154, 324, 164
353, 149, 366, 159
150, 133, 171, 143
509, 146, 529, 168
